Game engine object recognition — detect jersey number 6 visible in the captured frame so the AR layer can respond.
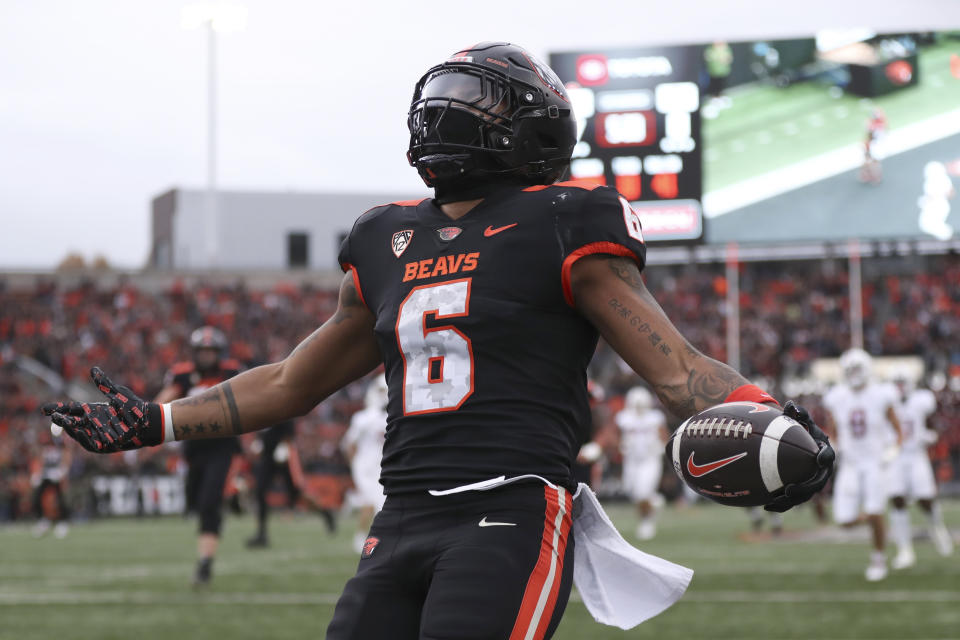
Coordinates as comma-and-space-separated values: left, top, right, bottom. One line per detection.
395, 278, 474, 415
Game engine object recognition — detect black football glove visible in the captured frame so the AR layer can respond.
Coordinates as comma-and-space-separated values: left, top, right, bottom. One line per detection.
41, 367, 163, 453
764, 400, 836, 513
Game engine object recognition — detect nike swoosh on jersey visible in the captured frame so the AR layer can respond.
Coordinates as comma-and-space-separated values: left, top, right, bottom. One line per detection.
483, 223, 518, 237
686, 451, 748, 477
478, 516, 517, 527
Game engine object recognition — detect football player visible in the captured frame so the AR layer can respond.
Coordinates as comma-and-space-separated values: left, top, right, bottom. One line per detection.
42, 43, 833, 639
822, 348, 902, 582
154, 326, 243, 586
341, 375, 389, 554
615, 386, 666, 540
30, 429, 72, 539
886, 368, 953, 568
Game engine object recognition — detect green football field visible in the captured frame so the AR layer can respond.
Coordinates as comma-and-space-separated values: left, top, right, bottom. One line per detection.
3, 501, 958, 640
703, 40, 960, 192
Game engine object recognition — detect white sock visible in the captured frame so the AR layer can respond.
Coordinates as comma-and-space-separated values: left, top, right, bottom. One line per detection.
889, 508, 912, 551
871, 550, 887, 565
926, 502, 945, 528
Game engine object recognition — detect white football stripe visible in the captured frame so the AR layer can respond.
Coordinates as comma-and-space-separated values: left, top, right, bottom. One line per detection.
759, 416, 795, 492
671, 418, 689, 477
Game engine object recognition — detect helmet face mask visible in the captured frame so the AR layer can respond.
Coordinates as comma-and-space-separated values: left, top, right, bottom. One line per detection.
625, 387, 653, 413
190, 326, 228, 372
839, 348, 872, 389
407, 43, 577, 189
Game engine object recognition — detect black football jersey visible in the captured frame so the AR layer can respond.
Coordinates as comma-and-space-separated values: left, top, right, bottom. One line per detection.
165, 360, 243, 455
339, 181, 646, 494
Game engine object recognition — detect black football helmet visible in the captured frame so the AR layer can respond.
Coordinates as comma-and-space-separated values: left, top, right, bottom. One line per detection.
189, 326, 227, 355
407, 42, 577, 188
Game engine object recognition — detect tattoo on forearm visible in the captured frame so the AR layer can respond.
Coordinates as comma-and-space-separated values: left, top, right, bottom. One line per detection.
221, 382, 242, 435
603, 256, 745, 417
176, 389, 221, 407
647, 364, 747, 418
607, 257, 645, 290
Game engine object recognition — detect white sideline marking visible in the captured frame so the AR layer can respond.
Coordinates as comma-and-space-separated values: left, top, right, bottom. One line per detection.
3, 589, 957, 606
0, 591, 342, 605
568, 590, 960, 604
704, 107, 960, 218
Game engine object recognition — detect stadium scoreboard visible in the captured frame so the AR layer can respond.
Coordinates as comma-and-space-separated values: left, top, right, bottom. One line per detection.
550, 46, 704, 243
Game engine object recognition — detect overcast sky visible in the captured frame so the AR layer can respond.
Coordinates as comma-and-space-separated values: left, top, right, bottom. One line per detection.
2, 0, 957, 269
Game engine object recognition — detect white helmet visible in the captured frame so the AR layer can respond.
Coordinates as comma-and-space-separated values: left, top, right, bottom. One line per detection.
364, 375, 388, 410
890, 366, 915, 398
840, 348, 873, 389
625, 386, 653, 413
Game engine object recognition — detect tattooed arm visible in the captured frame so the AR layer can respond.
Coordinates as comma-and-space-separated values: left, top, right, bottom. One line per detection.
570, 255, 753, 419
167, 272, 382, 440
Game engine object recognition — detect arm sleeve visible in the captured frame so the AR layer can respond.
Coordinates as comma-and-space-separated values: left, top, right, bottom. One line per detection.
556, 185, 647, 306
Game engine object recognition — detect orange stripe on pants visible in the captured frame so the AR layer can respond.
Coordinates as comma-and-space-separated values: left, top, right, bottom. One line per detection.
509, 485, 573, 640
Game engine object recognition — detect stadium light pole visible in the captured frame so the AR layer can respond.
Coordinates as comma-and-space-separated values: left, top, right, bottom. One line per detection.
848, 239, 864, 350
725, 242, 741, 372
180, 3, 248, 269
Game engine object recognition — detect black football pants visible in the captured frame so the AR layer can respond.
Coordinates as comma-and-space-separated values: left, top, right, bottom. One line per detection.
184, 449, 233, 535
326, 481, 575, 640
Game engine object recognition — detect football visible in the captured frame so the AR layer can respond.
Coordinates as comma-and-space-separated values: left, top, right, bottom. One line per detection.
665, 402, 820, 507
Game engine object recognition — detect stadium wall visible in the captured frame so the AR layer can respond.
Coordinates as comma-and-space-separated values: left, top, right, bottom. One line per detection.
151, 189, 421, 271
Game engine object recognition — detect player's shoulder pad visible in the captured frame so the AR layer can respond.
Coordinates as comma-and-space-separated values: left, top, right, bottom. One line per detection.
522, 179, 606, 194
357, 197, 428, 224
170, 361, 195, 375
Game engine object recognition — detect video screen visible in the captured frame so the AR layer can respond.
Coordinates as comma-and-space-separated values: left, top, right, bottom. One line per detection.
550, 46, 705, 244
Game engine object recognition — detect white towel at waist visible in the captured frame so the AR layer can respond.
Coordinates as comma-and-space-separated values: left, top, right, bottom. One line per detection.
572, 483, 693, 629
428, 475, 693, 629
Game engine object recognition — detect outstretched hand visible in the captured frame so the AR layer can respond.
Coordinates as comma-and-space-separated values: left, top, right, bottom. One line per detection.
41, 367, 164, 453
764, 400, 836, 513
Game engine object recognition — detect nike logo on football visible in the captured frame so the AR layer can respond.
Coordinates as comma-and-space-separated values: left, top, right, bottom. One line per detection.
478, 517, 516, 527
686, 451, 748, 477
483, 223, 518, 237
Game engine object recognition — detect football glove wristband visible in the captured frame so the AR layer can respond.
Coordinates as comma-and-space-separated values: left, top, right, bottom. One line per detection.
41, 367, 175, 453
764, 400, 836, 513
724, 384, 780, 407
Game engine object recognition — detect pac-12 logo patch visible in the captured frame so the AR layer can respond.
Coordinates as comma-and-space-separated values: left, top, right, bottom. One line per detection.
435, 226, 462, 241
361, 536, 380, 558
392, 230, 413, 258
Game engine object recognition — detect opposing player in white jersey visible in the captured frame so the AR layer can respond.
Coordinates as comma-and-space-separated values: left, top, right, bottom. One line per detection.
822, 349, 902, 582
615, 386, 667, 540
886, 368, 953, 568
342, 375, 389, 554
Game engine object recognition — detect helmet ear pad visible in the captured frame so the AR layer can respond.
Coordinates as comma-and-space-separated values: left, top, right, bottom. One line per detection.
508, 108, 576, 183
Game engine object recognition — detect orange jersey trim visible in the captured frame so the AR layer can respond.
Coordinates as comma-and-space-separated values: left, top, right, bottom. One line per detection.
560, 241, 641, 307
170, 361, 195, 375
523, 179, 604, 193
341, 262, 369, 310
509, 485, 573, 640
383, 197, 428, 207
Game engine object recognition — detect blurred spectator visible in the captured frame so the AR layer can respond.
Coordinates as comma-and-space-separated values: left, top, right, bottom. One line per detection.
2, 252, 959, 517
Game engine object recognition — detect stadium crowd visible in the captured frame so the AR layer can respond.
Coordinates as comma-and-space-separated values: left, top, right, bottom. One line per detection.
2, 252, 959, 521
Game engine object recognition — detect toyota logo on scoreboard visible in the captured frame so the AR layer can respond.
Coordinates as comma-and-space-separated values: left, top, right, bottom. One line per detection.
552, 44, 703, 245
576, 54, 609, 86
